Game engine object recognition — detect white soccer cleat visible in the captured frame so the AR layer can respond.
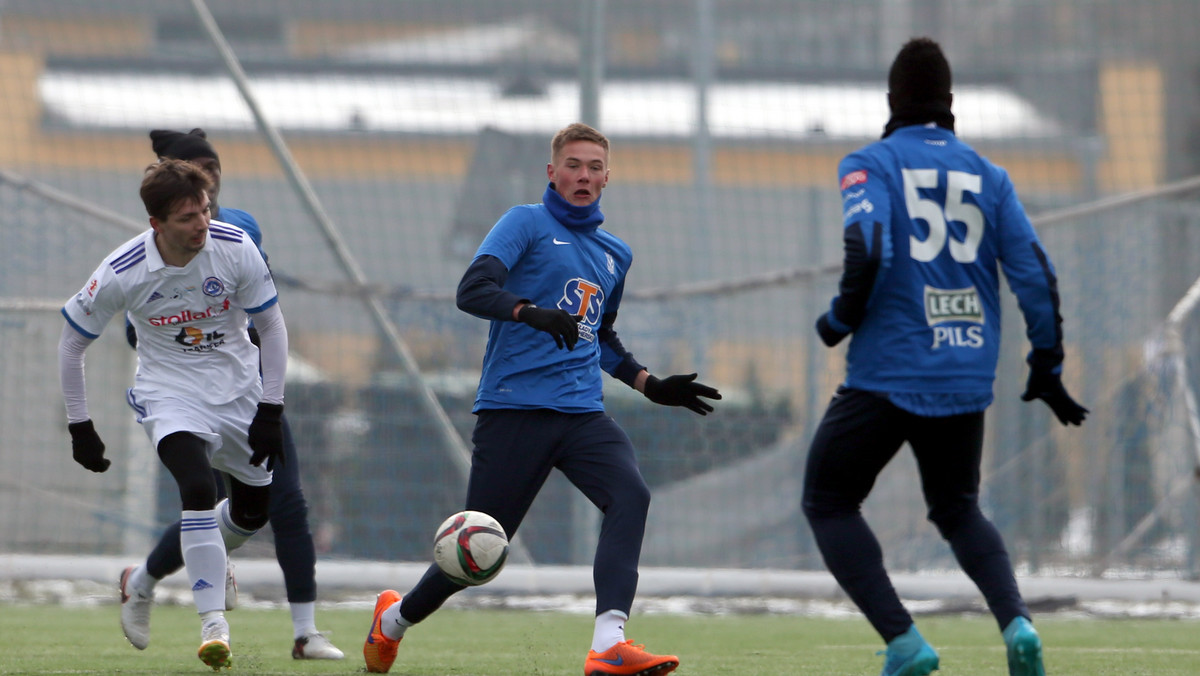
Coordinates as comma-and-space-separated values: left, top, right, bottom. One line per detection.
224, 560, 238, 611
118, 566, 153, 650
198, 615, 232, 671
292, 631, 345, 660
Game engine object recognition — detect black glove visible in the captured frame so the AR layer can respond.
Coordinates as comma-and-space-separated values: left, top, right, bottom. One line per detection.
125, 321, 138, 349
643, 373, 723, 416
517, 304, 582, 350
68, 419, 111, 473
1021, 369, 1088, 426
248, 403, 286, 470
815, 312, 849, 347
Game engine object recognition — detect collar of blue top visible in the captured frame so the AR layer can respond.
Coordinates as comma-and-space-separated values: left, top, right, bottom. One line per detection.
544, 182, 605, 231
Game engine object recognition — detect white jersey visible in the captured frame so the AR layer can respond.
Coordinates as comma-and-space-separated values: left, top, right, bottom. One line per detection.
62, 221, 278, 406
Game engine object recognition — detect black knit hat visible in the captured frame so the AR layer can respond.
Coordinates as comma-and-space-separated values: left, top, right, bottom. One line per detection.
887, 37, 952, 107
149, 128, 219, 162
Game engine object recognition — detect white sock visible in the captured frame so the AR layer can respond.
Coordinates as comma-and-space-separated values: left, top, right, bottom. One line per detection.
180, 509, 228, 614
215, 498, 257, 552
591, 609, 628, 653
380, 602, 413, 641
201, 609, 224, 623
200, 609, 226, 632
129, 564, 157, 597
291, 601, 317, 639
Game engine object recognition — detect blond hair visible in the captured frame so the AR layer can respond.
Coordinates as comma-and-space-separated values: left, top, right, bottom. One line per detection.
551, 122, 609, 162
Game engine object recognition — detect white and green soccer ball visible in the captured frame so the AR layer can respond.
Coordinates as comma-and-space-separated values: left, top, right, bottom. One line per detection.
432, 510, 509, 586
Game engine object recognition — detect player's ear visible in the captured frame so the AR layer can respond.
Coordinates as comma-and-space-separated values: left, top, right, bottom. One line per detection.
148, 216, 161, 233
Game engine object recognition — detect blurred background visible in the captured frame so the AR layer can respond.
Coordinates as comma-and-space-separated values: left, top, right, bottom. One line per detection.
3, 0, 1200, 585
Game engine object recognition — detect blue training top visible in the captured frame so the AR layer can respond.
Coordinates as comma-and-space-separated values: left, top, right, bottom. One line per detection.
820, 123, 1066, 416
470, 184, 635, 413
214, 206, 264, 259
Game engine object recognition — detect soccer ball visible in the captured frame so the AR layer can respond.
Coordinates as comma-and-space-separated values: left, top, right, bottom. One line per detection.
432, 510, 509, 586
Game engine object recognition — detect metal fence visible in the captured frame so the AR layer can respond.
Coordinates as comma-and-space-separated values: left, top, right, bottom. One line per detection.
3, 0, 1200, 580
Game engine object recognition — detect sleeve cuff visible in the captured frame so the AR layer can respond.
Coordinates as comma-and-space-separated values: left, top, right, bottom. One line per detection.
816, 312, 850, 347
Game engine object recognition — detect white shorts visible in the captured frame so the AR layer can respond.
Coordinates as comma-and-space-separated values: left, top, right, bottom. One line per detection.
126, 388, 272, 487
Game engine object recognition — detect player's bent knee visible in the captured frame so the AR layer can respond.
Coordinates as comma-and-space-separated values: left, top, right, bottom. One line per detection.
233, 507, 269, 532
802, 493, 859, 520
158, 431, 219, 510
178, 481, 219, 511
927, 502, 984, 538
228, 485, 272, 531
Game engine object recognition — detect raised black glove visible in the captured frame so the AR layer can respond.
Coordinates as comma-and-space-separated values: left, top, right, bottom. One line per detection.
125, 321, 138, 349
68, 419, 111, 473
248, 402, 285, 470
517, 304, 582, 350
1021, 369, 1088, 426
643, 373, 723, 416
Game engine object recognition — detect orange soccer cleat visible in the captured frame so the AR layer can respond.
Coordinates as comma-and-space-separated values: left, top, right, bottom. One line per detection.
197, 616, 232, 671
584, 639, 679, 676
363, 589, 403, 673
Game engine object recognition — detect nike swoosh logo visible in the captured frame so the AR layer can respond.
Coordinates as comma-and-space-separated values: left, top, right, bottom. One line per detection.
553, 238, 571, 245
594, 656, 624, 666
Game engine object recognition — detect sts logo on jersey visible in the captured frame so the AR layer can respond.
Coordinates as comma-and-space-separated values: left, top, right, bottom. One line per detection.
557, 277, 605, 343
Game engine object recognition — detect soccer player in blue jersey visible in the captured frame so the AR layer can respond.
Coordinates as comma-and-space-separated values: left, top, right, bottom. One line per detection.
119, 129, 343, 661
802, 38, 1087, 676
362, 122, 721, 676
60, 160, 287, 669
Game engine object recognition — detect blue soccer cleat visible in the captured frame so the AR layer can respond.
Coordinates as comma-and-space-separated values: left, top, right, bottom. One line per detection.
1003, 616, 1045, 676
879, 624, 939, 676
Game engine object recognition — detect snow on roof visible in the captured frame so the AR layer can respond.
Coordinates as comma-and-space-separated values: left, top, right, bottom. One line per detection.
40, 71, 1062, 140
338, 17, 580, 66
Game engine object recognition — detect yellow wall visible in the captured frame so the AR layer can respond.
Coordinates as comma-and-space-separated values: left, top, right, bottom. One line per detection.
288, 21, 454, 58
0, 16, 152, 56
1097, 62, 1164, 192
0, 44, 1167, 199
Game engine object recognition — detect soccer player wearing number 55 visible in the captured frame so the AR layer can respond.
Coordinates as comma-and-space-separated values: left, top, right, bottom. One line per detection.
363, 123, 722, 676
58, 159, 288, 671
802, 39, 1087, 676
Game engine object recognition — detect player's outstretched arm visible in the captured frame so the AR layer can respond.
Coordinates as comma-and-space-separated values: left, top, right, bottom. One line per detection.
456, 254, 580, 349
58, 323, 110, 472
640, 372, 723, 416
248, 304, 287, 469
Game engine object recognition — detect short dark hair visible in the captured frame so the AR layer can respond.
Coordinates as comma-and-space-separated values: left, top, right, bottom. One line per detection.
140, 158, 212, 222
888, 37, 952, 107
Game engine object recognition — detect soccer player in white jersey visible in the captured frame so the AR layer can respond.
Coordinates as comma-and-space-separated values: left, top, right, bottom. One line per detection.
58, 159, 289, 671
